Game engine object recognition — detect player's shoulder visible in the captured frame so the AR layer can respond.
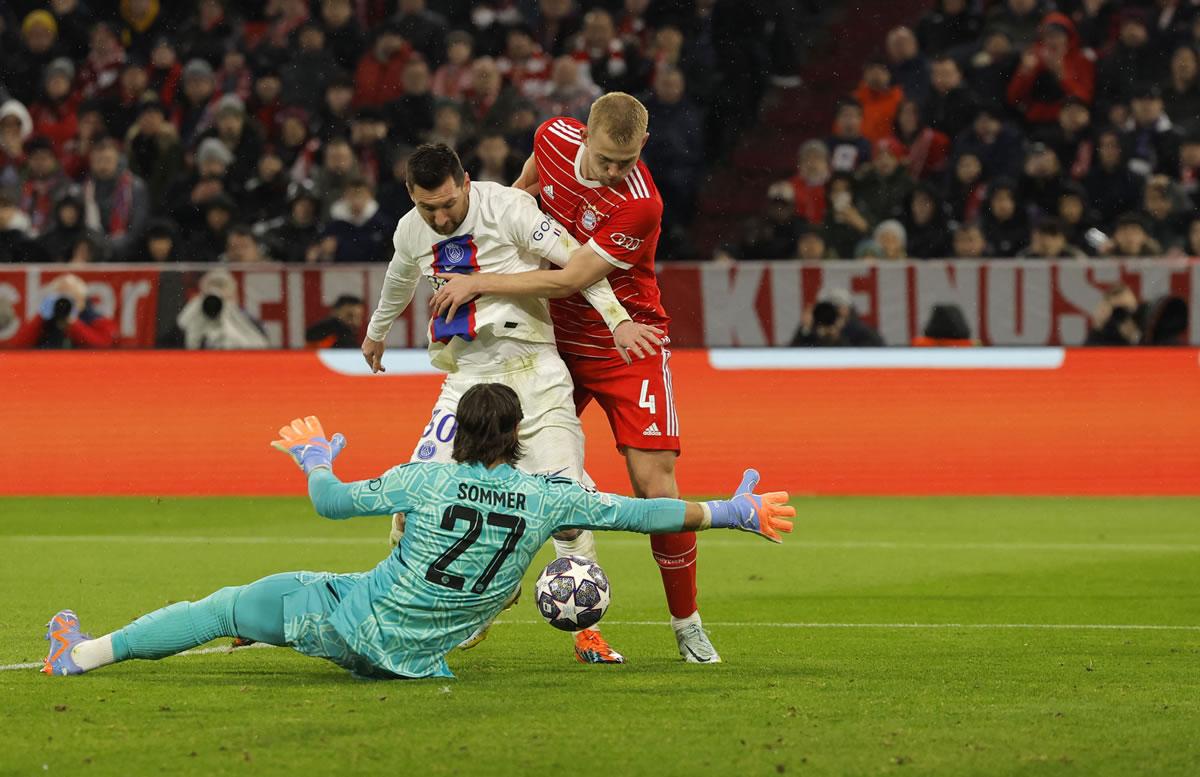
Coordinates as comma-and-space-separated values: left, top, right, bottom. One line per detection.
472, 179, 539, 219
620, 161, 662, 207
535, 116, 585, 151
392, 208, 427, 249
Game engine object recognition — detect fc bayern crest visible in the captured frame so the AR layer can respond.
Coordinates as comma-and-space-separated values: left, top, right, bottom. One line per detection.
581, 207, 598, 231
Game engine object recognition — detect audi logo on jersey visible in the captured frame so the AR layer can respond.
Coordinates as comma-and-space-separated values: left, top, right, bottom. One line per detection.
609, 232, 644, 251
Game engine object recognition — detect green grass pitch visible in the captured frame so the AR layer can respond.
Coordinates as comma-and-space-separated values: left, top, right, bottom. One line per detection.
1, 496, 1198, 776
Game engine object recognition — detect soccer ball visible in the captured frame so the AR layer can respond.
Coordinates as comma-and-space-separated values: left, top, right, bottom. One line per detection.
534, 555, 611, 632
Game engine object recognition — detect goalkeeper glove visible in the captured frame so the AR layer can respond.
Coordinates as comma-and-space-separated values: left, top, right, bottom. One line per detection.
271, 416, 346, 475
705, 469, 795, 543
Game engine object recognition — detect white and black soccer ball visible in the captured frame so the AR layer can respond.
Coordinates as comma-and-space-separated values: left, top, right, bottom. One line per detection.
534, 555, 611, 632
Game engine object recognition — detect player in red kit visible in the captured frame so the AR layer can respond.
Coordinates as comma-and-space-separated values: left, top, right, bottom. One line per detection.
431, 93, 720, 664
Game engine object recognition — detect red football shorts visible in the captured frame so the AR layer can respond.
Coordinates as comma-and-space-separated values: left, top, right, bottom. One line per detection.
563, 348, 681, 453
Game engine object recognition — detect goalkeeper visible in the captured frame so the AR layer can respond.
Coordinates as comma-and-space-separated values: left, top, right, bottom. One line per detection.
41, 384, 794, 680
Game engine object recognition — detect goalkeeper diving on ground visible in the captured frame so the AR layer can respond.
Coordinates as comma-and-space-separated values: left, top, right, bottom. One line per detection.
41, 383, 794, 680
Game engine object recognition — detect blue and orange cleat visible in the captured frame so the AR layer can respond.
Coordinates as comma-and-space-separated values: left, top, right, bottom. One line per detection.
574, 628, 625, 664
42, 609, 91, 676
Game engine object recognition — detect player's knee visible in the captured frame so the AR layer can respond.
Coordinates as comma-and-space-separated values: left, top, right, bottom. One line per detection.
553, 528, 582, 541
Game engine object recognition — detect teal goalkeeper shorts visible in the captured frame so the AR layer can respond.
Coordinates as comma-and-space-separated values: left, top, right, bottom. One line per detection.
280, 571, 409, 680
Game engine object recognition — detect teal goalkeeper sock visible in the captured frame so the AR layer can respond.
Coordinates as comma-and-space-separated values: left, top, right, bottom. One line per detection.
111, 586, 240, 661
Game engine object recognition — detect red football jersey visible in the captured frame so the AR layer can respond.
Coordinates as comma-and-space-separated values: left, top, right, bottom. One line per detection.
532, 116, 668, 358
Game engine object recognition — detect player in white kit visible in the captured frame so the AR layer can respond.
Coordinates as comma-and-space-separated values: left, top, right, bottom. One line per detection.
361, 144, 661, 663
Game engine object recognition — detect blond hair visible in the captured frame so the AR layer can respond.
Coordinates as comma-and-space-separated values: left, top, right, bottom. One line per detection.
587, 92, 649, 145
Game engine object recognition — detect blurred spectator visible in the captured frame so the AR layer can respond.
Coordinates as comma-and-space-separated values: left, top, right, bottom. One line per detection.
257, 181, 324, 263
904, 183, 951, 259
1084, 128, 1144, 229
264, 0, 312, 53
786, 141, 833, 227
29, 59, 79, 155
220, 225, 269, 263
80, 23, 127, 102
377, 145, 416, 225
791, 289, 884, 347
394, 0, 450, 67
81, 137, 148, 260
7, 11, 63, 106
118, 0, 165, 60
827, 99, 871, 173
354, 26, 413, 108
1186, 213, 1200, 257
47, 1, 95, 62
312, 136, 361, 214
464, 56, 523, 132
175, 59, 217, 144
0, 99, 33, 194
282, 24, 341, 112
925, 56, 978, 140
913, 303, 975, 346
317, 74, 357, 142
966, 30, 1019, 114
886, 26, 930, 106
917, 0, 983, 57
388, 59, 436, 146
535, 0, 583, 58
1142, 295, 1190, 345
306, 294, 366, 348
1071, 0, 1117, 51
796, 227, 833, 260
945, 151, 986, 223
981, 178, 1028, 257
37, 190, 106, 263
1096, 10, 1162, 111
125, 99, 183, 206
182, 193, 236, 263
853, 57, 904, 144
823, 173, 872, 258
313, 176, 390, 262
9, 273, 116, 349
739, 181, 806, 260
536, 55, 601, 123
463, 131, 523, 184
499, 25, 552, 100
426, 100, 471, 154
1057, 181, 1095, 251
348, 108, 390, 183
1086, 282, 1141, 345
893, 99, 950, 180
249, 66, 285, 142
1019, 142, 1065, 218
951, 221, 988, 257
0, 191, 37, 262
1006, 12, 1094, 126
147, 38, 181, 108
137, 219, 180, 262
20, 138, 69, 236
1165, 44, 1200, 135
1123, 83, 1182, 177
641, 66, 704, 242
214, 49, 253, 105
170, 268, 270, 350
1142, 175, 1190, 252
572, 9, 644, 94
986, 0, 1043, 49
178, 0, 232, 75
1101, 212, 1162, 257
856, 138, 914, 223
1037, 96, 1093, 178
432, 30, 477, 101
1019, 217, 1086, 258
241, 148, 291, 225
857, 219, 908, 260
196, 95, 263, 185
167, 136, 235, 231
954, 106, 1024, 181
321, 0, 366, 72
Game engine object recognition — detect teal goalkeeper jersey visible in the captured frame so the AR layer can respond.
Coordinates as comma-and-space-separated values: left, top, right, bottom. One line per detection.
305, 462, 686, 678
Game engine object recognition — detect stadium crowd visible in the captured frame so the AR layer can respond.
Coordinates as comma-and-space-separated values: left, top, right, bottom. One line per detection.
752, 0, 1200, 264
0, 0, 800, 266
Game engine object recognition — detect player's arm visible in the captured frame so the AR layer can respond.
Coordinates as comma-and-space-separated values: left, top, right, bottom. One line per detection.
362, 235, 421, 373
271, 416, 419, 519
512, 153, 540, 196
559, 469, 795, 544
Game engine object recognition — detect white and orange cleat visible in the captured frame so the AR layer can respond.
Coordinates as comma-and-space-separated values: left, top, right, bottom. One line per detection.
574, 628, 625, 664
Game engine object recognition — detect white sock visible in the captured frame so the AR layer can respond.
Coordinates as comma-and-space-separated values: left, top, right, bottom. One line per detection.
71, 633, 116, 671
553, 530, 598, 563
670, 610, 701, 632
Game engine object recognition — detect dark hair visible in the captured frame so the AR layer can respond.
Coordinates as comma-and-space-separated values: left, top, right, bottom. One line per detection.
333, 294, 364, 308
1035, 217, 1064, 236
228, 223, 254, 238
452, 383, 525, 466
812, 301, 840, 327
344, 174, 374, 192
407, 143, 466, 191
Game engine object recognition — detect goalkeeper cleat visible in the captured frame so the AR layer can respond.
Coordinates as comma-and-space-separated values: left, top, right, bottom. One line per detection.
458, 585, 521, 651
574, 629, 625, 664
42, 609, 91, 676
675, 623, 722, 664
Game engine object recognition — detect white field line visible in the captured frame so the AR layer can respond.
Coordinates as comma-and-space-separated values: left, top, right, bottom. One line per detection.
6, 621, 1198, 672
3, 535, 1199, 553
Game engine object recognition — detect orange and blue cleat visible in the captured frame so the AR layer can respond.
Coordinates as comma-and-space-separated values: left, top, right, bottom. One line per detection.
574, 628, 625, 664
42, 609, 91, 676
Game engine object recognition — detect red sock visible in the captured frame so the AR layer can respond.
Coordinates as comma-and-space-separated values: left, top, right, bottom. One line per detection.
650, 532, 698, 618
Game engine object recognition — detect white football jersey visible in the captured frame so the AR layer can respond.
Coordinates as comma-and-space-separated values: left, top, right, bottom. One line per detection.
367, 180, 629, 371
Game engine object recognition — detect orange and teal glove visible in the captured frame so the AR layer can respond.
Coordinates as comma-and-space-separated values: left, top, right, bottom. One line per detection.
271, 416, 346, 475
705, 469, 795, 543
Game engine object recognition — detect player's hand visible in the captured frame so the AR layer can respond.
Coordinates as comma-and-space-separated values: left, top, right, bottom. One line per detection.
430, 275, 483, 323
706, 468, 795, 543
271, 416, 347, 475
613, 320, 665, 364
362, 336, 386, 373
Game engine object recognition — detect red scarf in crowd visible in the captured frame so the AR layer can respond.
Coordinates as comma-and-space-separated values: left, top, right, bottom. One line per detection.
84, 170, 135, 237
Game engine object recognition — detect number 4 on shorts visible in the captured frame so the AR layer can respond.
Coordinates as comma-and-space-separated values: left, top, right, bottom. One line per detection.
638, 379, 657, 415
